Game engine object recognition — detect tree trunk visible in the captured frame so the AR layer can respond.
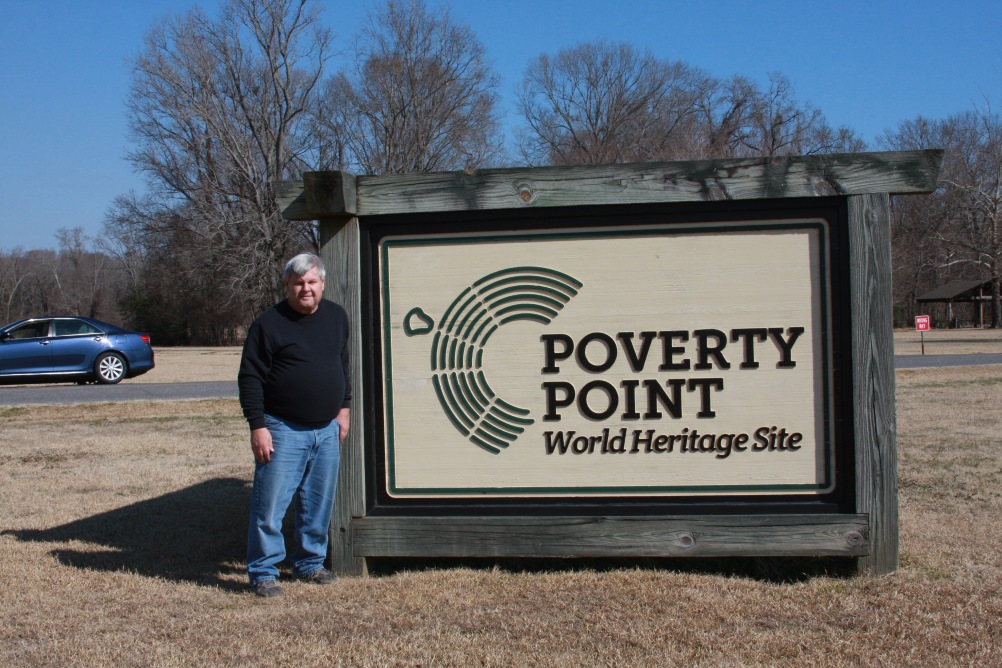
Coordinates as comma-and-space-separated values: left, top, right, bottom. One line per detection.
992, 274, 1001, 328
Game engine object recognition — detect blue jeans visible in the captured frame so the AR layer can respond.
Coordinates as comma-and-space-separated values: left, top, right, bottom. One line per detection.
247, 414, 340, 585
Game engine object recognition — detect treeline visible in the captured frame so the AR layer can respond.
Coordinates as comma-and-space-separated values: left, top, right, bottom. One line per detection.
880, 111, 1002, 328
4, 0, 1000, 342
0, 227, 243, 344
0, 229, 123, 327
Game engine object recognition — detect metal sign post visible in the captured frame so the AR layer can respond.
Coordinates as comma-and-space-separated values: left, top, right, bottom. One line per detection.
915, 315, 931, 354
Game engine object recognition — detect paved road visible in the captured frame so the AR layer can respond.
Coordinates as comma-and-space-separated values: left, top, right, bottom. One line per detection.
0, 380, 237, 406
2, 353, 1002, 406
894, 353, 1002, 369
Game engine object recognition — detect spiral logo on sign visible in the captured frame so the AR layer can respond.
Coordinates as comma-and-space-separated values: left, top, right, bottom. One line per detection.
404, 266, 583, 454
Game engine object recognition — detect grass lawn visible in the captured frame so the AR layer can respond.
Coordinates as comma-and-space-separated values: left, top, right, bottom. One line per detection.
0, 337, 1000, 666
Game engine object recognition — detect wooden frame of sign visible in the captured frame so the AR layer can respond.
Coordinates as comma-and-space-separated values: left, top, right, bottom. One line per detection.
277, 150, 942, 577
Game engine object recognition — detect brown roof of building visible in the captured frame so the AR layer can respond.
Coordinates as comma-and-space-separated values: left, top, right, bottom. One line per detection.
917, 280, 993, 302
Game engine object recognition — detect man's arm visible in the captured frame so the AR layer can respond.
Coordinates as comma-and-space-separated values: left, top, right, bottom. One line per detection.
239, 319, 273, 463
238, 320, 271, 431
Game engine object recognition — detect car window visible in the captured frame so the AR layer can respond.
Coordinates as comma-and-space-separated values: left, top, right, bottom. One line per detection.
53, 319, 100, 336
8, 321, 49, 339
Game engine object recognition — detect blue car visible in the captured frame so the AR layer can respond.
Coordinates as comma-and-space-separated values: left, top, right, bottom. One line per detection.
0, 316, 155, 385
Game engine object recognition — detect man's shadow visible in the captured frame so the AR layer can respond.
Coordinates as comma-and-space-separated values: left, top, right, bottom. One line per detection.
7, 477, 252, 591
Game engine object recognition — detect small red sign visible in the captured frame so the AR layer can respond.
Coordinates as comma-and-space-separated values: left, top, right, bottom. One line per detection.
915, 315, 931, 331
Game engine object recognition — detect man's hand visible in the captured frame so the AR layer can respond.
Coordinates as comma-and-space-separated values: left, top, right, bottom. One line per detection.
336, 408, 350, 441
251, 427, 274, 464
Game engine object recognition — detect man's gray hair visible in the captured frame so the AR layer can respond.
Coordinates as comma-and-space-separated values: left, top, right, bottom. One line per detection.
283, 253, 326, 281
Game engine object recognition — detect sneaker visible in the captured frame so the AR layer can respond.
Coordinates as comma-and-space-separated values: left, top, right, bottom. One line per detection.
296, 568, 339, 585
251, 580, 284, 598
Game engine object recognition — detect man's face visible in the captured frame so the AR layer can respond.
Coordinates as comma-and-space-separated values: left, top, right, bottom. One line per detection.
285, 267, 325, 315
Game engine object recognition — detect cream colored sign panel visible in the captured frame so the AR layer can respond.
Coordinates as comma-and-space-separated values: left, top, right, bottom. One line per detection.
380, 221, 832, 497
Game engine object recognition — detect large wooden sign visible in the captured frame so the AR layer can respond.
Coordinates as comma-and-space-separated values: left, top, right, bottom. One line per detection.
278, 150, 942, 577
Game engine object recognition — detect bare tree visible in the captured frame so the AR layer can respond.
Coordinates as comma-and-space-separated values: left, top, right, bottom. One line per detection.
105, 191, 249, 344
0, 248, 35, 323
47, 228, 112, 319
0, 232, 124, 325
121, 0, 330, 323
889, 178, 952, 324
314, 0, 502, 174
881, 104, 1002, 327
516, 41, 709, 165
687, 75, 759, 159
881, 116, 960, 325
731, 73, 865, 157
516, 48, 863, 167
939, 103, 1002, 326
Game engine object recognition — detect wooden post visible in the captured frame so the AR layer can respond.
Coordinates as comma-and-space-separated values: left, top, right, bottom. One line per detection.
281, 172, 367, 575
847, 194, 899, 574
317, 215, 368, 576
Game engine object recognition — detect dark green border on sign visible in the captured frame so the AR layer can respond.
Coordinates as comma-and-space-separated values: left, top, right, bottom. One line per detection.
379, 219, 834, 498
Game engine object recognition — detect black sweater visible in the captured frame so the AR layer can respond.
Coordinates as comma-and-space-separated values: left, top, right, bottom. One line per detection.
238, 299, 351, 430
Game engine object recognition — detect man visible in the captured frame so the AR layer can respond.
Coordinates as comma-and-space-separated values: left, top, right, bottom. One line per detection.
238, 253, 351, 598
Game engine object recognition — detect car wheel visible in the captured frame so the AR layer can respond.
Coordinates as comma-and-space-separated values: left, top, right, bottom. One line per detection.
95, 352, 127, 384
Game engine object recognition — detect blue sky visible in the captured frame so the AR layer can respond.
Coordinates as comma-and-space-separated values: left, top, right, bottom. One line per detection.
2, 0, 1000, 250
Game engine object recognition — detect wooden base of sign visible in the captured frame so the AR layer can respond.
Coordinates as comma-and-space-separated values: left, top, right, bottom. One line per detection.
350, 514, 870, 559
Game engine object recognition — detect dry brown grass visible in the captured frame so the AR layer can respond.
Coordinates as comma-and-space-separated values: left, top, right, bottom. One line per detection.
131, 347, 242, 384
893, 326, 1002, 356
1, 347, 1001, 666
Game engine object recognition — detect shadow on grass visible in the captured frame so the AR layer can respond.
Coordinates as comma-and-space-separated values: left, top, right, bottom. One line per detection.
7, 477, 858, 587
366, 555, 860, 584
6, 477, 251, 591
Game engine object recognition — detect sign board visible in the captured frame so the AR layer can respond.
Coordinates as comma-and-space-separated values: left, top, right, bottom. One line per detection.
379, 219, 835, 499
278, 149, 943, 576
915, 315, 930, 331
